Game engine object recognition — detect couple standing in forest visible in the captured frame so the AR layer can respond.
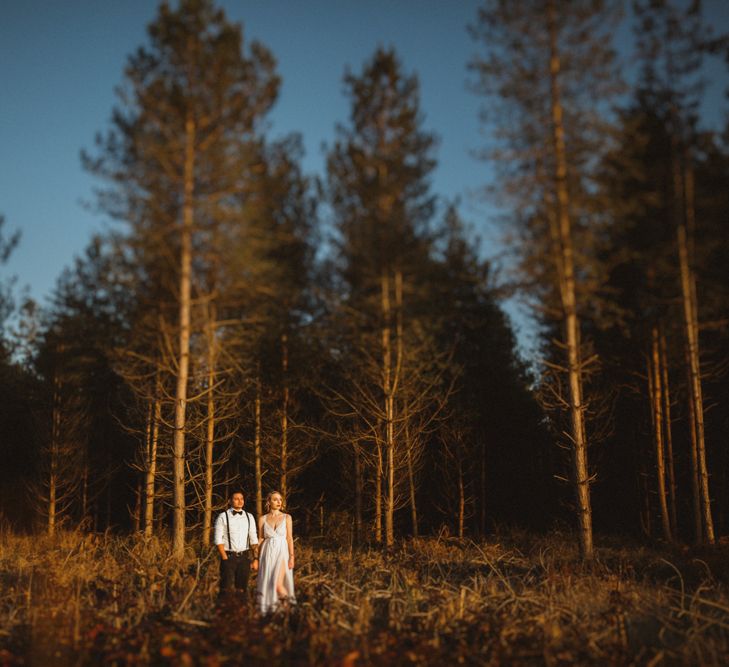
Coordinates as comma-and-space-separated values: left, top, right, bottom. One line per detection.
214, 490, 295, 614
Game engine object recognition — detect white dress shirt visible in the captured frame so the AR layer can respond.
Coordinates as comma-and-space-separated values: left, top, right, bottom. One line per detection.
214, 508, 259, 552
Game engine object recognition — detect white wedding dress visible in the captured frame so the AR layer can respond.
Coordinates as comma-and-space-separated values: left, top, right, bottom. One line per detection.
256, 515, 295, 613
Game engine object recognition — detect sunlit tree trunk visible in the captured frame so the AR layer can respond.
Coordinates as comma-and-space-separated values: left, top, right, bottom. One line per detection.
381, 272, 395, 547
81, 463, 89, 529
254, 375, 263, 519
48, 369, 61, 537
648, 326, 672, 542
676, 155, 714, 544
405, 421, 418, 537
144, 379, 160, 539
132, 478, 142, 533
353, 441, 363, 545
375, 434, 383, 544
382, 270, 403, 548
547, 0, 593, 558
457, 458, 465, 540
659, 330, 678, 537
202, 304, 217, 549
686, 344, 703, 543
172, 111, 195, 560
280, 333, 289, 499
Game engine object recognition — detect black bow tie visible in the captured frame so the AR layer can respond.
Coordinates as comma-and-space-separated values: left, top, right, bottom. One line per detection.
232, 510, 243, 515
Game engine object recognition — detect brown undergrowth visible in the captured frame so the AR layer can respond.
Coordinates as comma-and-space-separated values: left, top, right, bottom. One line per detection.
1, 529, 729, 665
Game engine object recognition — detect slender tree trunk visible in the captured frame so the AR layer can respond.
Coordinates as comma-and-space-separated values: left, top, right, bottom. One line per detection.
681, 163, 714, 544
254, 376, 263, 519
353, 441, 363, 545
675, 155, 714, 544
405, 422, 418, 537
686, 345, 703, 543
48, 368, 61, 537
479, 440, 487, 537
104, 454, 112, 530
547, 0, 593, 558
640, 463, 652, 539
172, 111, 195, 559
142, 398, 152, 526
81, 463, 89, 528
253, 371, 263, 516
649, 326, 672, 542
144, 383, 160, 539
281, 333, 289, 499
381, 271, 395, 547
659, 330, 678, 538
375, 434, 383, 544
202, 306, 217, 549
457, 459, 465, 539
132, 478, 142, 533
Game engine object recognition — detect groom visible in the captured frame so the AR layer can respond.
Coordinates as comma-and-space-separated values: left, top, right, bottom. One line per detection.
214, 490, 259, 595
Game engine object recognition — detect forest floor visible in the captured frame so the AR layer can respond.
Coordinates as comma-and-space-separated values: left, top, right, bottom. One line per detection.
2, 529, 729, 666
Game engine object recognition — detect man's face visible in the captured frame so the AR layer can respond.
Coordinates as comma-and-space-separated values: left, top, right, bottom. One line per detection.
231, 493, 244, 509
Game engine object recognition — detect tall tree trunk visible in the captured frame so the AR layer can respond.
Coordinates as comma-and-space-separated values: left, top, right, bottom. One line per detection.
353, 441, 363, 545
48, 366, 61, 537
81, 463, 89, 528
659, 330, 678, 537
405, 422, 418, 537
104, 453, 112, 530
649, 325, 672, 542
375, 434, 383, 544
479, 439, 487, 537
381, 271, 395, 547
457, 457, 465, 539
639, 458, 652, 539
202, 305, 217, 549
683, 163, 714, 544
172, 111, 195, 559
280, 333, 289, 499
254, 375, 263, 519
132, 478, 142, 533
144, 381, 160, 539
676, 155, 714, 543
547, 0, 593, 558
686, 344, 703, 543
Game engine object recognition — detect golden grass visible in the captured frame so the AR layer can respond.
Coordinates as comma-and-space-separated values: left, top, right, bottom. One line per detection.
1, 528, 729, 665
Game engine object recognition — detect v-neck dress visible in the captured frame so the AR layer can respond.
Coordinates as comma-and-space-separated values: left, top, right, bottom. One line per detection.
256, 515, 295, 613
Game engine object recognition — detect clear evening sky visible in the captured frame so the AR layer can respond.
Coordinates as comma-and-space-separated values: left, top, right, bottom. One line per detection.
1, 1, 727, 359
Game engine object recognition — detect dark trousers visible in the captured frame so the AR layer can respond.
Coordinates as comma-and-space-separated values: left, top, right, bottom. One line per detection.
220, 551, 251, 593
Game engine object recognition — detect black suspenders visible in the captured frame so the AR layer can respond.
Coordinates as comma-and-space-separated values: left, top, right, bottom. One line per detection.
223, 510, 250, 551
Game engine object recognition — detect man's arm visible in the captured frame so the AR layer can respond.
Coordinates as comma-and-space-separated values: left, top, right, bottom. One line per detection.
213, 513, 227, 559
249, 512, 259, 568
248, 511, 259, 553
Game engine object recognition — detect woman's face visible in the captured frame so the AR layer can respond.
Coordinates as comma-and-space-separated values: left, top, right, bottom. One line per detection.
269, 494, 283, 511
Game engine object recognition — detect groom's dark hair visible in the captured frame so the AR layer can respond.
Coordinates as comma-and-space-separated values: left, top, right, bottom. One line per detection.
229, 490, 245, 499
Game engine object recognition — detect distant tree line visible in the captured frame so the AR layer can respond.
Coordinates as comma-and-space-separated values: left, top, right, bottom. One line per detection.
0, 0, 728, 559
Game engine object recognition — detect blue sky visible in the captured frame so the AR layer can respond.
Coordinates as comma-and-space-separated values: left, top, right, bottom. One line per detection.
1, 1, 485, 290
1, 1, 728, 360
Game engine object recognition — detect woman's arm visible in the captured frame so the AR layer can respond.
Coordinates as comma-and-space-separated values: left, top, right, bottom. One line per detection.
257, 515, 267, 554
286, 514, 295, 570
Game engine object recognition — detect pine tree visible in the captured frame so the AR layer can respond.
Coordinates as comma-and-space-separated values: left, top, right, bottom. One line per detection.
83, 0, 279, 557
325, 47, 440, 546
470, 0, 622, 557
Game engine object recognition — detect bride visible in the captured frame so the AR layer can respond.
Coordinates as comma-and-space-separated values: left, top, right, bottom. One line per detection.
256, 490, 296, 613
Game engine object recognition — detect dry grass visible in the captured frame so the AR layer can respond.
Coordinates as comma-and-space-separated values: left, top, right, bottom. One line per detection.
2, 529, 729, 665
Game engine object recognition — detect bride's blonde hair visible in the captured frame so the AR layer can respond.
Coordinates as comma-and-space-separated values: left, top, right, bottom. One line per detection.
265, 490, 285, 512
